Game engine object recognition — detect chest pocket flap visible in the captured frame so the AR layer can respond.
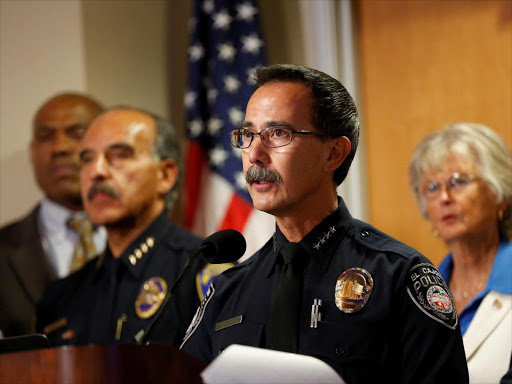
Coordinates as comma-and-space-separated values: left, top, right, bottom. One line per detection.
212, 320, 263, 356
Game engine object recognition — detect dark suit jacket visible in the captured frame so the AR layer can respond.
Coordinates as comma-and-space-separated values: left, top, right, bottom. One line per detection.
0, 205, 56, 336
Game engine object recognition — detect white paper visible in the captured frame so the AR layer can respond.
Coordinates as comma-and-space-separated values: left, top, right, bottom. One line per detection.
201, 344, 345, 384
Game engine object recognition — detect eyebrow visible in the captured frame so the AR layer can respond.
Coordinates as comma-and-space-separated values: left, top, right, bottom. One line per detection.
240, 121, 293, 129
34, 125, 54, 133
107, 143, 135, 153
79, 143, 135, 160
36, 123, 85, 131
65, 123, 86, 131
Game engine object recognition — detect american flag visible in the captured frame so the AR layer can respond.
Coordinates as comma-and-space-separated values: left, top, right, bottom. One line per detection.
184, 0, 274, 259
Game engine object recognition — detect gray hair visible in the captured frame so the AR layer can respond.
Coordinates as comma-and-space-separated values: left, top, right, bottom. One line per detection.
151, 112, 182, 212
409, 122, 512, 239
109, 106, 182, 213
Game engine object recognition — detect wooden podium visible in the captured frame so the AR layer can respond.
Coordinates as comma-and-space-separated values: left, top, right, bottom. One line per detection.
0, 344, 206, 384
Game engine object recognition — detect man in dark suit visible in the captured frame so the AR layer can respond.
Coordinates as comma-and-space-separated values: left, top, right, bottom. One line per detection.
0, 93, 105, 337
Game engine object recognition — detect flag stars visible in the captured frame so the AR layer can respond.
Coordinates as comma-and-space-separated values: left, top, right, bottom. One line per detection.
207, 117, 224, 135
203, 0, 214, 14
236, 2, 258, 21
228, 107, 244, 125
209, 146, 229, 167
232, 147, 242, 159
241, 34, 263, 54
235, 171, 248, 190
213, 9, 232, 31
184, 91, 197, 109
224, 75, 241, 94
218, 42, 236, 62
189, 43, 204, 62
188, 119, 204, 137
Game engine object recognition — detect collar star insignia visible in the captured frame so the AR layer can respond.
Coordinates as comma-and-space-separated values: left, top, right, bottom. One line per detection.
128, 236, 155, 266
313, 226, 337, 250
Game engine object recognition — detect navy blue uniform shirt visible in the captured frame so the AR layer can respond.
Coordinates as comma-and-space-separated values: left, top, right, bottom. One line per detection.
181, 198, 469, 383
36, 212, 204, 347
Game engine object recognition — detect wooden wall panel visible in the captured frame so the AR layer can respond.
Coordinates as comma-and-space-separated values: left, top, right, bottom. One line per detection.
357, 0, 512, 265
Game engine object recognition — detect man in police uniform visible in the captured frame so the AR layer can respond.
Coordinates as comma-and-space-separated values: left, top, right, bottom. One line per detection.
37, 107, 204, 346
181, 65, 469, 382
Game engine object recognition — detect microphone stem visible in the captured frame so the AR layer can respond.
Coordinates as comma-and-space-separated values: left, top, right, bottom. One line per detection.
135, 245, 207, 344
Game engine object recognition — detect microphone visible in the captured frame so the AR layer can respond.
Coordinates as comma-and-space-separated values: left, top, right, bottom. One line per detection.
200, 229, 246, 264
135, 229, 246, 344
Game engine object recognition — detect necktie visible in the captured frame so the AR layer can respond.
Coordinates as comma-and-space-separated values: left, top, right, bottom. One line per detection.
266, 242, 307, 353
67, 217, 97, 273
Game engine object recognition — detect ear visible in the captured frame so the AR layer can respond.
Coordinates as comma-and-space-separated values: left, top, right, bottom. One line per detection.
324, 136, 351, 172
156, 158, 179, 196
498, 198, 509, 218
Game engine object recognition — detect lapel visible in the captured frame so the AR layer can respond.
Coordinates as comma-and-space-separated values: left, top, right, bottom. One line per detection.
7, 206, 56, 304
463, 291, 512, 361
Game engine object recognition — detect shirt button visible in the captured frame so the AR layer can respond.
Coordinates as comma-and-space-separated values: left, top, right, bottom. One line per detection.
335, 347, 344, 357
360, 230, 370, 237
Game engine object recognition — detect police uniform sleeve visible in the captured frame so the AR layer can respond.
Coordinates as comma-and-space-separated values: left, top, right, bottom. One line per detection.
397, 258, 469, 383
35, 271, 87, 346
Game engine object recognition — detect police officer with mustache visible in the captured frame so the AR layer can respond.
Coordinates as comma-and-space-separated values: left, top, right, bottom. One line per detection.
180, 65, 469, 383
36, 107, 215, 346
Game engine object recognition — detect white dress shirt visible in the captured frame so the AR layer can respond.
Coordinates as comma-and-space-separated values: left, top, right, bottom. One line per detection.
38, 198, 107, 278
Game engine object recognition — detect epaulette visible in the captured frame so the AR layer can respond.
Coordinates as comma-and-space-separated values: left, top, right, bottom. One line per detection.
351, 219, 420, 259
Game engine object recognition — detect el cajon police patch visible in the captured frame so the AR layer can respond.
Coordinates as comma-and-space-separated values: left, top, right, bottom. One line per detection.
180, 283, 215, 349
406, 263, 458, 330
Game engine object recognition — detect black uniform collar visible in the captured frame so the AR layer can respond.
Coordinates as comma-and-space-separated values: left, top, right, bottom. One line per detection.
266, 196, 353, 277
96, 211, 171, 279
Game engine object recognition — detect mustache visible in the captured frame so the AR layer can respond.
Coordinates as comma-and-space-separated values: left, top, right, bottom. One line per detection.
245, 166, 283, 184
87, 182, 121, 201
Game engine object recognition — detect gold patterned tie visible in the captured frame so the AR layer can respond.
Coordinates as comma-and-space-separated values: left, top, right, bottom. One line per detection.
67, 217, 97, 273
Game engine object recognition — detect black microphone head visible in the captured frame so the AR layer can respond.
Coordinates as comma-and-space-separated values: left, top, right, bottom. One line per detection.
200, 229, 246, 264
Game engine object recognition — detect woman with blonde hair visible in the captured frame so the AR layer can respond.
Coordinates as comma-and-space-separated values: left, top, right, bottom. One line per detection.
409, 122, 511, 383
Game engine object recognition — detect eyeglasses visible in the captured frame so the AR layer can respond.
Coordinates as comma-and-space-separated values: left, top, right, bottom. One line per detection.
230, 127, 330, 149
421, 172, 477, 200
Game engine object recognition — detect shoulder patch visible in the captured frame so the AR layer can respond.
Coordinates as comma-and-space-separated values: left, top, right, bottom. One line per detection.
406, 263, 458, 330
196, 263, 235, 301
180, 283, 216, 349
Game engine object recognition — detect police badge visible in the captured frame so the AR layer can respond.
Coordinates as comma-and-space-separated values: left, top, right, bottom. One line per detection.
335, 268, 374, 313
135, 277, 168, 319
406, 263, 458, 329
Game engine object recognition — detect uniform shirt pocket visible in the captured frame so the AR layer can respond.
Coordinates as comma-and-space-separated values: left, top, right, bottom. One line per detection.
301, 320, 389, 375
211, 320, 263, 356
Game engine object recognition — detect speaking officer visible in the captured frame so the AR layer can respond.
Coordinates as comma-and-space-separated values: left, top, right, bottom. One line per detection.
37, 107, 205, 346
181, 65, 469, 383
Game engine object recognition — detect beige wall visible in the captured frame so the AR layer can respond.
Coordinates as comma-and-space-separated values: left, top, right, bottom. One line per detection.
0, 0, 87, 225
82, 0, 169, 117
0, 0, 172, 226
357, 0, 512, 265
